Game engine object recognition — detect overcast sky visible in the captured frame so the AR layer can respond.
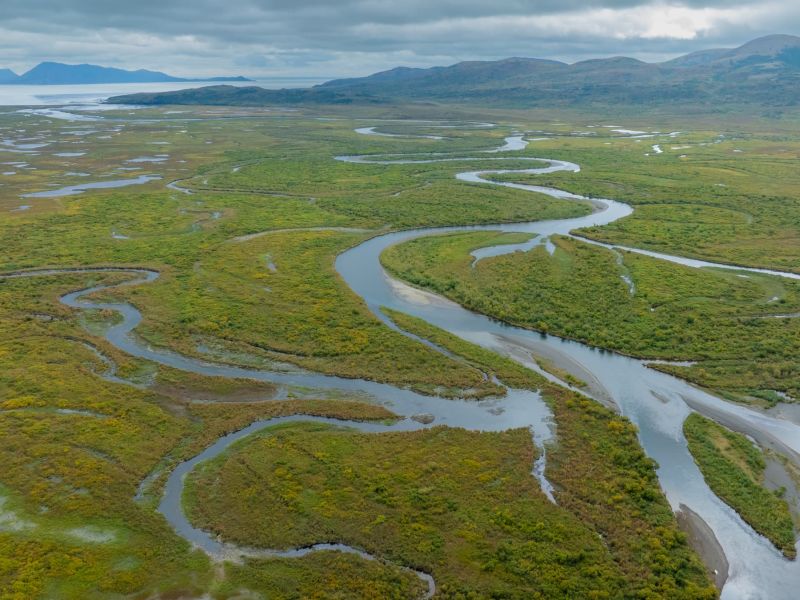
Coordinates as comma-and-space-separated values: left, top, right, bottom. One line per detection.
1, 1, 798, 79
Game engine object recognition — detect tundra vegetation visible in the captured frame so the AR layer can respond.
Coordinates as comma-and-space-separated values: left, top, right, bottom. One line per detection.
3, 102, 799, 598
382, 232, 800, 405
683, 413, 796, 558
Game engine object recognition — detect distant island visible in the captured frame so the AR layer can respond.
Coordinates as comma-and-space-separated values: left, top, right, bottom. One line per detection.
0, 61, 251, 85
109, 34, 800, 107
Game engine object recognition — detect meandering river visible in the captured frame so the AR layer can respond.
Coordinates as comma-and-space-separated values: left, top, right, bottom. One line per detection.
2, 125, 798, 599
337, 128, 800, 599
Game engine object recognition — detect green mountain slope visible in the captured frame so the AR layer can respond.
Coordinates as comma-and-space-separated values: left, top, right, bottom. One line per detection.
109, 35, 800, 107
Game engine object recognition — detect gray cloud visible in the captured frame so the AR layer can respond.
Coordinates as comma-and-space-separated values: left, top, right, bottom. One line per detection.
0, 1, 797, 78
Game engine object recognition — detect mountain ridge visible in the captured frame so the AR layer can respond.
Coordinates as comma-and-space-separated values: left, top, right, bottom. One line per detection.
0, 68, 19, 84
108, 34, 800, 107
0, 61, 250, 85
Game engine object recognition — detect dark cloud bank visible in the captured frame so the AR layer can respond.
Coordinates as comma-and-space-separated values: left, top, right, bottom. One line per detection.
1, 1, 797, 78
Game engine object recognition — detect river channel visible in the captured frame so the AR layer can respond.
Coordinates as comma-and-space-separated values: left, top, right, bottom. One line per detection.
2, 125, 798, 599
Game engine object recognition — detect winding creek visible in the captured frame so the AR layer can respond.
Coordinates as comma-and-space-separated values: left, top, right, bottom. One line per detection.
2, 124, 799, 599
338, 128, 800, 599
0, 267, 554, 599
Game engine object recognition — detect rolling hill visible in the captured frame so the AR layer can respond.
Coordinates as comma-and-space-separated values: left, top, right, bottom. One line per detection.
108, 35, 800, 107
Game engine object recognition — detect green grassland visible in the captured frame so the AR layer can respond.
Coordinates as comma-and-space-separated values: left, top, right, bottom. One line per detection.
380, 310, 716, 597
4, 103, 795, 597
0, 267, 715, 599
186, 423, 627, 599
382, 232, 800, 404
0, 111, 588, 397
683, 413, 796, 557
490, 131, 800, 273
217, 552, 428, 600
186, 408, 714, 599
0, 271, 426, 598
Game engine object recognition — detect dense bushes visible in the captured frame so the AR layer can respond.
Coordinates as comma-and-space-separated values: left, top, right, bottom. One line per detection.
683, 413, 796, 557
382, 231, 800, 402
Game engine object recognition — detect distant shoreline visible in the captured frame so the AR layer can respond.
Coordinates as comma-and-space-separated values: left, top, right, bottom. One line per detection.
0, 79, 324, 107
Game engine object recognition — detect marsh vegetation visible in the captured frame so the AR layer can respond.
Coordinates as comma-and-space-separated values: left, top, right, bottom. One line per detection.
382, 232, 800, 404
3, 103, 799, 598
683, 413, 796, 558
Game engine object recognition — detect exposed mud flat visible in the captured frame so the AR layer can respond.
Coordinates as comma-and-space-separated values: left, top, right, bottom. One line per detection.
677, 504, 729, 590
